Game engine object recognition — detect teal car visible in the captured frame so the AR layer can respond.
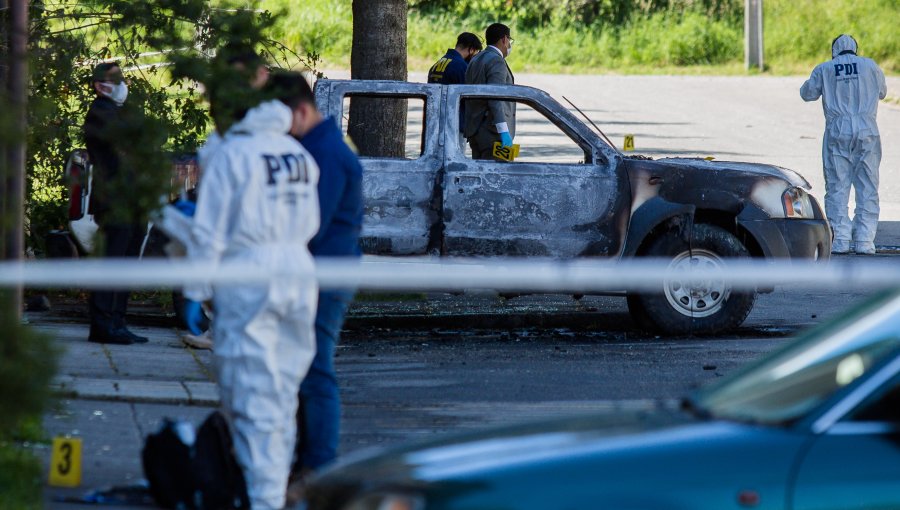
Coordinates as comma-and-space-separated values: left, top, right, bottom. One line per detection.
303, 291, 900, 510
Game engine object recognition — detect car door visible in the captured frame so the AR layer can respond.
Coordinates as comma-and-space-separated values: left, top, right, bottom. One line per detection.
442, 86, 627, 258
792, 370, 900, 510
318, 80, 443, 255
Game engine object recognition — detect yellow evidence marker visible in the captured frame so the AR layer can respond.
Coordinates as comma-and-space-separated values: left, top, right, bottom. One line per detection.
623, 135, 635, 152
49, 436, 82, 487
492, 142, 520, 162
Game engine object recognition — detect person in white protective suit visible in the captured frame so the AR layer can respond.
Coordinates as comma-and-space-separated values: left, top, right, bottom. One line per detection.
800, 34, 887, 255
186, 97, 320, 509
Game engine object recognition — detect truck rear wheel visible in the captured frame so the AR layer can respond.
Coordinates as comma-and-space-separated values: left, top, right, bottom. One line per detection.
627, 223, 755, 335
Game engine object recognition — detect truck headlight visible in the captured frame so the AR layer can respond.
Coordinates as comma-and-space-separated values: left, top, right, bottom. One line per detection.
343, 493, 425, 510
782, 187, 813, 219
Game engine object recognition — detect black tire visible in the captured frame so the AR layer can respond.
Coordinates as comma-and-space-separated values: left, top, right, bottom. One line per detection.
627, 223, 756, 335
172, 291, 211, 333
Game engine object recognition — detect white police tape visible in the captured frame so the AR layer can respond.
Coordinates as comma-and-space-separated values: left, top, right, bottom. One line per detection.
0, 257, 896, 292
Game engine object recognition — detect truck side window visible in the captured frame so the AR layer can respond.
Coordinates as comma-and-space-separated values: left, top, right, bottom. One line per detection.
341, 95, 426, 160
460, 99, 589, 165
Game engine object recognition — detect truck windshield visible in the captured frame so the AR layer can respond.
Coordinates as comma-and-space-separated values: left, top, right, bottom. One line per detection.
693, 291, 900, 425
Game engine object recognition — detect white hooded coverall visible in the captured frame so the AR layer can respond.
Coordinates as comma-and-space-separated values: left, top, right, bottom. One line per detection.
187, 100, 320, 509
800, 34, 888, 254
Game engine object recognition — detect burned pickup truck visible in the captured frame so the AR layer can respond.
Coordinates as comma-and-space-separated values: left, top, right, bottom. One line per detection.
315, 79, 830, 334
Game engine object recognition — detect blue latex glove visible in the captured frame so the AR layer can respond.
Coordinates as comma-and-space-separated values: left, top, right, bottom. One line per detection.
173, 199, 196, 217
183, 300, 203, 335
500, 131, 513, 148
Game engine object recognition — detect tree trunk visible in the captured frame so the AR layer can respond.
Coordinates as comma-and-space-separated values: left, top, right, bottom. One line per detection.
348, 0, 407, 158
1, 0, 27, 317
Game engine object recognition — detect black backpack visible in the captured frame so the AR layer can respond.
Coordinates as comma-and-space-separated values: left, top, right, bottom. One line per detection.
142, 411, 250, 510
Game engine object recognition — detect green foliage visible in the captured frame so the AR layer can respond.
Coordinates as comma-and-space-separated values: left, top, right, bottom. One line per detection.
285, 0, 896, 75
0, 292, 58, 510
0, 294, 59, 436
0, 440, 43, 510
25, 0, 319, 254
765, 0, 899, 73
409, 0, 742, 28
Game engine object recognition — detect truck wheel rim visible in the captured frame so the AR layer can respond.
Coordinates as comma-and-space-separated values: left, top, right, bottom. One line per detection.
663, 249, 730, 318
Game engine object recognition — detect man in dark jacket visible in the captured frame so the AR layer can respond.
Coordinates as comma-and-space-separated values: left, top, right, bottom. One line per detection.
429, 32, 482, 147
83, 62, 148, 345
267, 73, 363, 497
427, 32, 482, 85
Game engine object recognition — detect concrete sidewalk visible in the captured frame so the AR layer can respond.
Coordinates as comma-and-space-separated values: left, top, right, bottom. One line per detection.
38, 320, 216, 508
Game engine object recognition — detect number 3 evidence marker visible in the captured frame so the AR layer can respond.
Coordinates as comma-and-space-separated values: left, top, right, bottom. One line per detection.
49, 436, 82, 487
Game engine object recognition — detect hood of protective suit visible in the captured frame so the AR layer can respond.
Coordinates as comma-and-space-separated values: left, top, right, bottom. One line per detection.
229, 99, 292, 135
831, 34, 858, 58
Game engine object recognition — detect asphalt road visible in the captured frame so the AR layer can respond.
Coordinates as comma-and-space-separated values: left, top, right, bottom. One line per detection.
335, 272, 888, 451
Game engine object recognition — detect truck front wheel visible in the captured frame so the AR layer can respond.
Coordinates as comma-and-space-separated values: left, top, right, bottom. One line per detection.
627, 223, 756, 335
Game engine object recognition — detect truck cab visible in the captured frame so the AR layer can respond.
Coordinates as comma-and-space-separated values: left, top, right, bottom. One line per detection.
315, 79, 830, 334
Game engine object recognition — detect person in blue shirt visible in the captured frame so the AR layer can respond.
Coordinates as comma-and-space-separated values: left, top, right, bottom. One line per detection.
267, 72, 364, 501
428, 32, 483, 148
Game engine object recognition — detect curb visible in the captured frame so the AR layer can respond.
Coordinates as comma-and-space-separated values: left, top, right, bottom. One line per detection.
39, 306, 637, 332
52, 375, 219, 406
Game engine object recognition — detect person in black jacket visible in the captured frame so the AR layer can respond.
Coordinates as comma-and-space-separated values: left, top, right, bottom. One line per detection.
427, 32, 482, 85
83, 62, 148, 345
428, 32, 482, 148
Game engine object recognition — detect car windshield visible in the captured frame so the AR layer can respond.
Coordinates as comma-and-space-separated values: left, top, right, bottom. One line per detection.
694, 291, 900, 425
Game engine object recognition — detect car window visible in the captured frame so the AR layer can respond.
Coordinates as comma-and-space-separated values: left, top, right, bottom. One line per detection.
340, 94, 426, 160
694, 292, 900, 425
847, 377, 900, 423
460, 98, 590, 165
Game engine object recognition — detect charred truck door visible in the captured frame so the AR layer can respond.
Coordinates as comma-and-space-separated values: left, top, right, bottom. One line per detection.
442, 85, 628, 258
316, 80, 443, 255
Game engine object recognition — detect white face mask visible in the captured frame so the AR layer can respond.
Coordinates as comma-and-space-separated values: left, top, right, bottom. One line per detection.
506, 38, 513, 57
102, 81, 128, 106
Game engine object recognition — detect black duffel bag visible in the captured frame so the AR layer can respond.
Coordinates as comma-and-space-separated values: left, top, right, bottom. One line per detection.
142, 411, 249, 510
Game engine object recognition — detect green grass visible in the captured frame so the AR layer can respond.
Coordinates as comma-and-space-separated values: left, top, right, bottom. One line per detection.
265, 0, 898, 75
0, 418, 47, 510
0, 443, 43, 510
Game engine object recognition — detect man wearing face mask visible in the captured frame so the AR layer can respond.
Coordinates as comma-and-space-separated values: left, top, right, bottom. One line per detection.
428, 32, 483, 148
82, 62, 148, 345
464, 23, 516, 161
428, 32, 483, 84
801, 34, 887, 255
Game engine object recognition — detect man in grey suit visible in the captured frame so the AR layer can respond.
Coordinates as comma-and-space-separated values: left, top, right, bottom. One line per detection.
464, 23, 515, 160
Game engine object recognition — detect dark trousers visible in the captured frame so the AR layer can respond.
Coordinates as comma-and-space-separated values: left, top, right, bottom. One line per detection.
468, 129, 503, 161
88, 223, 142, 332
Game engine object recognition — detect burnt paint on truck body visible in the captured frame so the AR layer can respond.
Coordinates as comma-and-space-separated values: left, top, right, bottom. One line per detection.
314, 79, 829, 266
317, 81, 444, 255
624, 157, 829, 259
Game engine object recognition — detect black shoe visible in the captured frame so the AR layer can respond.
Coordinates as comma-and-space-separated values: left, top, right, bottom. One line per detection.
88, 326, 148, 345
119, 328, 149, 344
